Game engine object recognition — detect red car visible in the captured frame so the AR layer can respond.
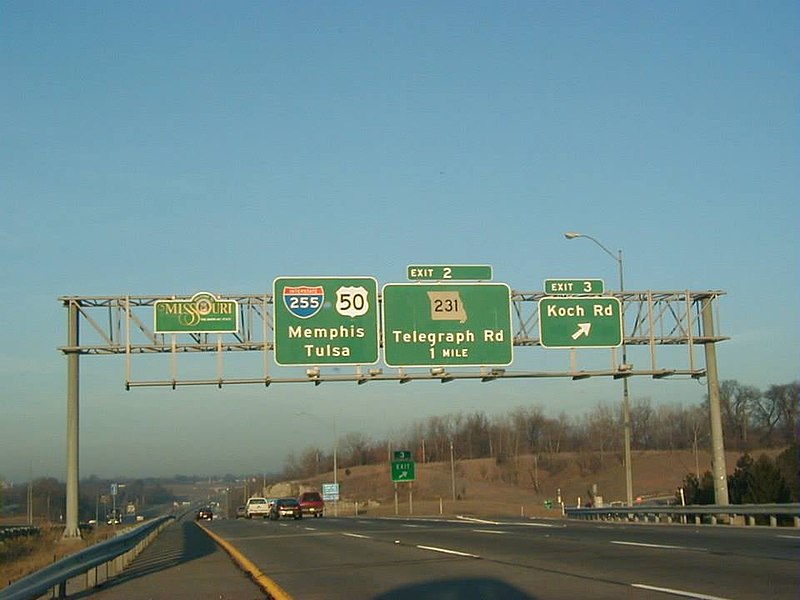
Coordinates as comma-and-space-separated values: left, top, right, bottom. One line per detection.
270, 497, 302, 520
298, 491, 325, 518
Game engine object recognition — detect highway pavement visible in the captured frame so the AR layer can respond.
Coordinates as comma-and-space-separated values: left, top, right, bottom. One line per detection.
67, 514, 799, 599
201, 515, 798, 600
68, 512, 267, 599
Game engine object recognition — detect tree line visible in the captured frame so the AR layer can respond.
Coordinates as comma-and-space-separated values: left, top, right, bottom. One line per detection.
282, 379, 798, 483
682, 448, 798, 505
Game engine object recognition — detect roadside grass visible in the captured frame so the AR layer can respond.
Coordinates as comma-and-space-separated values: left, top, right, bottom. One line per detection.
1, 524, 113, 589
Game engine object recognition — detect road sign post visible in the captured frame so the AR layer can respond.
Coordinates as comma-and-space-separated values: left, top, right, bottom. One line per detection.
382, 283, 512, 367
273, 277, 379, 365
538, 296, 622, 348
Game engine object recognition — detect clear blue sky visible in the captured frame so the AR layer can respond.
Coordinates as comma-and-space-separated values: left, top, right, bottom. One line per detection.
1, 1, 797, 482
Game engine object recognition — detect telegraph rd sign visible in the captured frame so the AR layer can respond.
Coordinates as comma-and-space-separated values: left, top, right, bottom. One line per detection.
154, 292, 239, 334
273, 277, 379, 365
538, 296, 622, 348
391, 460, 416, 482
382, 283, 512, 367
407, 264, 492, 281
544, 279, 604, 295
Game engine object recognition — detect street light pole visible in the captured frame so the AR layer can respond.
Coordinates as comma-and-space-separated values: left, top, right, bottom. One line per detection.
298, 411, 339, 516
333, 414, 338, 517
565, 232, 634, 507
449, 439, 456, 502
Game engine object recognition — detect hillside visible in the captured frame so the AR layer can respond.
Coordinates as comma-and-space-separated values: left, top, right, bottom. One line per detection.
267, 449, 781, 518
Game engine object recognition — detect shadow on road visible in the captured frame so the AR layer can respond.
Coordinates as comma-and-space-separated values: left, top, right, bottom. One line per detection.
372, 576, 537, 600
69, 517, 216, 598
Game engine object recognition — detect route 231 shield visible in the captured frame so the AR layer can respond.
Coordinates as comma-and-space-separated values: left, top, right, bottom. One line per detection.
283, 285, 325, 319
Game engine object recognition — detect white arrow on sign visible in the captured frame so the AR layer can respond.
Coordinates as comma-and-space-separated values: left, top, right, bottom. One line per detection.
571, 323, 592, 340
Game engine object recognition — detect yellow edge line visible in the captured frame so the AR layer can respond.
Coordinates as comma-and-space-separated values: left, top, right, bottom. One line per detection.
197, 523, 293, 600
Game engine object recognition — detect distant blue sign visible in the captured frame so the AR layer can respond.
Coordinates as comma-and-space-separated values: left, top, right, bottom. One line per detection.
322, 483, 339, 501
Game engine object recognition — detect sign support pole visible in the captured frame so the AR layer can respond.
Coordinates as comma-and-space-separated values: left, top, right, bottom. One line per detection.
63, 300, 81, 539
701, 297, 730, 505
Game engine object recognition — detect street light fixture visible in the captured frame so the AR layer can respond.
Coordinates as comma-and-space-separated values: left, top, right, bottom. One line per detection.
564, 231, 634, 507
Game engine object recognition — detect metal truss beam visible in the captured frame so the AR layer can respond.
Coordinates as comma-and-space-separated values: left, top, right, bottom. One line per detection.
58, 290, 726, 386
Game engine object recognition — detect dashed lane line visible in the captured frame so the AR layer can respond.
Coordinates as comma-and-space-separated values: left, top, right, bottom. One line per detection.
632, 583, 732, 600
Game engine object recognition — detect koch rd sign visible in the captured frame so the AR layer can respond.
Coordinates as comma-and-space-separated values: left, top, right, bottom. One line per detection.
382, 283, 513, 367
273, 277, 380, 365
538, 296, 622, 348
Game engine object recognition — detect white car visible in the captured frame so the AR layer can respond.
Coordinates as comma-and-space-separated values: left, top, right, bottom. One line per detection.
245, 497, 270, 519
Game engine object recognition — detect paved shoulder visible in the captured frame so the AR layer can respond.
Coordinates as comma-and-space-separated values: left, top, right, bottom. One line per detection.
71, 516, 267, 599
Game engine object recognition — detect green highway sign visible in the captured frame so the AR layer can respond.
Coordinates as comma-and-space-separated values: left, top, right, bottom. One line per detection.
394, 450, 412, 460
382, 283, 513, 367
273, 276, 379, 365
538, 296, 622, 348
391, 460, 416, 482
154, 292, 239, 333
407, 264, 492, 281
544, 279, 604, 295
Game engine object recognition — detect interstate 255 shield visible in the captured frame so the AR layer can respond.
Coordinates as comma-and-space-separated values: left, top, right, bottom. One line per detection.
283, 285, 324, 319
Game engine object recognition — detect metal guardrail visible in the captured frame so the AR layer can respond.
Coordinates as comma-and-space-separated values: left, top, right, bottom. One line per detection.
0, 515, 174, 600
565, 503, 800, 527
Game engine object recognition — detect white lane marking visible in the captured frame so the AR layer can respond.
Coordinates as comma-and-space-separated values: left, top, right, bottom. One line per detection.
612, 540, 706, 551
401, 524, 423, 528
456, 516, 557, 528
472, 529, 506, 535
357, 520, 372, 525
777, 534, 800, 540
456, 516, 500, 525
304, 527, 317, 531
632, 583, 732, 600
416, 544, 480, 558
341, 532, 371, 539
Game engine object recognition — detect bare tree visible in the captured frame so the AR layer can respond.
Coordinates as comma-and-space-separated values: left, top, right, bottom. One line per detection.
715, 380, 761, 448
339, 432, 374, 467
753, 382, 799, 445
582, 403, 620, 466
